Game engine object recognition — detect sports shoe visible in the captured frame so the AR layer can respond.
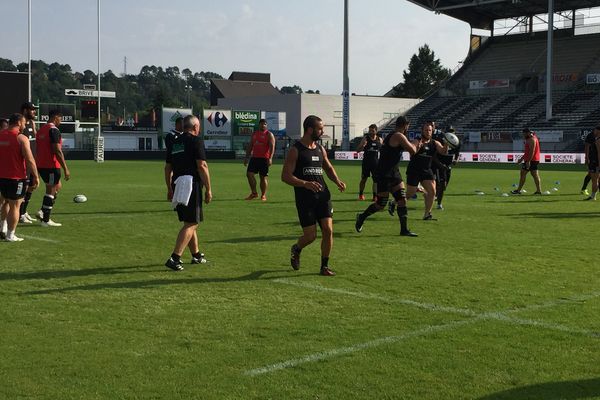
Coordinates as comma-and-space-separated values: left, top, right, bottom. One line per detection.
37, 210, 44, 220
388, 201, 395, 216
355, 213, 364, 233
436, 203, 444, 210
319, 267, 336, 276
584, 196, 596, 201
423, 213, 436, 221
581, 189, 590, 196
533, 191, 542, 195
191, 253, 207, 264
19, 215, 32, 224
24, 212, 36, 222
40, 219, 62, 227
400, 230, 418, 237
510, 190, 522, 195
245, 193, 258, 200
358, 194, 365, 201
290, 244, 301, 270
260, 195, 267, 201
5, 234, 24, 242
165, 257, 184, 271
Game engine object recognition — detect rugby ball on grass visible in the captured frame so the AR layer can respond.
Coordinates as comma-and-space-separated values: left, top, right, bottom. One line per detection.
73, 194, 87, 203
443, 131, 460, 149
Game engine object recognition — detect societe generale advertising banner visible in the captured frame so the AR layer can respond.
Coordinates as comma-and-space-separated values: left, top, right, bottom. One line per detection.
335, 152, 583, 164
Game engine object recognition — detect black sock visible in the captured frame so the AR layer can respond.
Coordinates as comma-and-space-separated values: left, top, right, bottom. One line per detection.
292, 244, 302, 254
171, 253, 181, 261
359, 189, 364, 196
20, 191, 32, 215
361, 203, 380, 220
42, 194, 54, 222
398, 206, 408, 232
192, 252, 203, 259
437, 186, 445, 205
582, 175, 591, 191
321, 257, 329, 268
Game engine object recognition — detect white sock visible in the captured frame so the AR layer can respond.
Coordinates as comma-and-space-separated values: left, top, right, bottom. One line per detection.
0, 219, 6, 233
7, 230, 15, 238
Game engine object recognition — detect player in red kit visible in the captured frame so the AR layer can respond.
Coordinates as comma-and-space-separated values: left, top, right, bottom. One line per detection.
35, 110, 70, 227
511, 128, 542, 195
244, 119, 275, 201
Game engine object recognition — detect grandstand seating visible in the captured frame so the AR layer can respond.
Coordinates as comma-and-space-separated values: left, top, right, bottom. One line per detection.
386, 32, 600, 152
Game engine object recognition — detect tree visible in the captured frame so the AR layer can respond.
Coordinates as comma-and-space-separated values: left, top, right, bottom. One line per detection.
280, 85, 303, 94
391, 44, 450, 98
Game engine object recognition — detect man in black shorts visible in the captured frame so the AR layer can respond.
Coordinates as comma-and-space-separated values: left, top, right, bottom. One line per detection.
355, 116, 418, 236
282, 115, 346, 276
584, 125, 600, 200
164, 115, 212, 271
433, 126, 460, 210
356, 123, 382, 201
581, 128, 597, 196
19, 102, 39, 224
0, 113, 39, 242
244, 119, 275, 201
405, 122, 448, 220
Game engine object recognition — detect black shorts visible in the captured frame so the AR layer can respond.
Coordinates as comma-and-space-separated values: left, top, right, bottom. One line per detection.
406, 168, 435, 187
39, 168, 61, 185
435, 166, 451, 183
361, 160, 377, 179
0, 178, 28, 200
589, 162, 600, 174
295, 192, 333, 228
522, 161, 539, 171
373, 168, 403, 193
247, 157, 269, 176
174, 180, 203, 224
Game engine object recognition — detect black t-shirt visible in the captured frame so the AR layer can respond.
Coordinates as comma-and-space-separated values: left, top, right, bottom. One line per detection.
375, 133, 404, 176
292, 141, 329, 200
408, 139, 437, 171
166, 132, 206, 182
362, 135, 381, 164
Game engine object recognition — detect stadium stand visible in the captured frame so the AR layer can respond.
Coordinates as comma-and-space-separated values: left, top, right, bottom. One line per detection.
385, 0, 600, 152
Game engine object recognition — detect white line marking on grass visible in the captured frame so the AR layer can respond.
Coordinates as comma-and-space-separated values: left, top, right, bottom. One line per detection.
20, 235, 60, 243
273, 278, 477, 316
244, 319, 475, 377
246, 280, 599, 376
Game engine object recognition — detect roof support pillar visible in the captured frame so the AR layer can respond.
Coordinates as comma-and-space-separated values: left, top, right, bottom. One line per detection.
545, 0, 554, 120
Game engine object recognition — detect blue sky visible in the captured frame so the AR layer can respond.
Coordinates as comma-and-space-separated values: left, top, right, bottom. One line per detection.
1, 0, 470, 95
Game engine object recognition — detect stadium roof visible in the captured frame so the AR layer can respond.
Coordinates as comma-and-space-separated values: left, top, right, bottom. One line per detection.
407, 0, 600, 29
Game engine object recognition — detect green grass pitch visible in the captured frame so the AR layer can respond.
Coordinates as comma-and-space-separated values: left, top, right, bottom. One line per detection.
1, 160, 598, 399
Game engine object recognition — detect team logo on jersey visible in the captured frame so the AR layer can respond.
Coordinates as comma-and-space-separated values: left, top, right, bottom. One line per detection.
311, 156, 320, 161
303, 167, 323, 175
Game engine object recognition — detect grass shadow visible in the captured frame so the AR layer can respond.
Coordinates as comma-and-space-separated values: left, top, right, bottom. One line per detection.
0, 264, 158, 282
476, 377, 600, 400
501, 212, 600, 219
24, 269, 315, 295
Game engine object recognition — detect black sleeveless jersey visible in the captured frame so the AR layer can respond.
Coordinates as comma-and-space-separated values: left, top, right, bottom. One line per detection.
362, 135, 381, 164
375, 133, 404, 176
589, 135, 600, 163
293, 141, 329, 199
21, 120, 36, 140
408, 139, 437, 171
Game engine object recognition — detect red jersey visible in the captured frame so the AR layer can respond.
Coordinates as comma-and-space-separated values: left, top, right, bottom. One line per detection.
250, 130, 272, 159
36, 123, 62, 168
0, 128, 27, 179
524, 133, 540, 162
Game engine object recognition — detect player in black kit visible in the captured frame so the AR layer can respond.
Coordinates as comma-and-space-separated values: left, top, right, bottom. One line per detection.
282, 115, 346, 276
584, 125, 600, 200
356, 124, 382, 201
19, 102, 39, 223
405, 122, 448, 220
432, 126, 460, 210
355, 116, 418, 236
